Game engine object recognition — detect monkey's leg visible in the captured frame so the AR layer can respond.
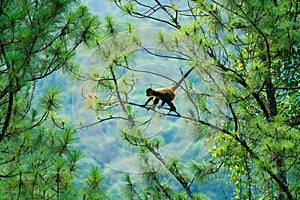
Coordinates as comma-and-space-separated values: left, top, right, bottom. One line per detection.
158, 93, 171, 109
158, 101, 166, 109
152, 98, 159, 110
167, 101, 181, 116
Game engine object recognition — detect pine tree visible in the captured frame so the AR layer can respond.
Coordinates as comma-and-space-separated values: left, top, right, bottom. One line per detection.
82, 0, 299, 199
0, 0, 106, 199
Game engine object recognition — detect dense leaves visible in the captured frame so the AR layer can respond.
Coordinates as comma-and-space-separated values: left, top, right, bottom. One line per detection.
104, 0, 300, 199
0, 0, 106, 199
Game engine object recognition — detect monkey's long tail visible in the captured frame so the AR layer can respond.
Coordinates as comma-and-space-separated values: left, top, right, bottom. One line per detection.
171, 67, 194, 91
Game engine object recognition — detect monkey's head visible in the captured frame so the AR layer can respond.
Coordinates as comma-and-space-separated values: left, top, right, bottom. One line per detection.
146, 88, 153, 96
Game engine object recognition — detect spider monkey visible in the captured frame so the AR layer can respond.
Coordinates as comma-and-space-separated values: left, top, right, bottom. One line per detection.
143, 67, 194, 115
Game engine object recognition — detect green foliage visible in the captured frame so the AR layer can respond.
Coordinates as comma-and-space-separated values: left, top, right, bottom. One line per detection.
95, 0, 300, 199
86, 167, 105, 189
39, 87, 62, 112
191, 0, 300, 199
83, 167, 106, 199
0, 0, 106, 199
0, 125, 80, 199
122, 173, 140, 199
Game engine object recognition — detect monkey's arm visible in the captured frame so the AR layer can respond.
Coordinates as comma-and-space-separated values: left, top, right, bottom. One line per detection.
144, 97, 154, 107
144, 97, 159, 111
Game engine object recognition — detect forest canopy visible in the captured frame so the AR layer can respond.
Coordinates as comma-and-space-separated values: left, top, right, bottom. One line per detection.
0, 0, 299, 199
